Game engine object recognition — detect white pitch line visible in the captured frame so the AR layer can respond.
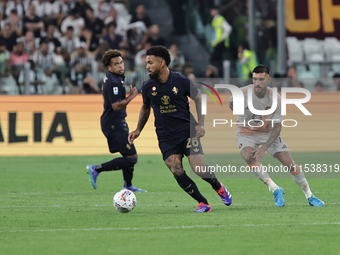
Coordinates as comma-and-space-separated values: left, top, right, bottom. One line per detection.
1, 222, 340, 233
1, 202, 339, 208
4, 191, 340, 195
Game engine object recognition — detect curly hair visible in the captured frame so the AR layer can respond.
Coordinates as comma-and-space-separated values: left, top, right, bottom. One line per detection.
101, 49, 122, 67
146, 45, 171, 66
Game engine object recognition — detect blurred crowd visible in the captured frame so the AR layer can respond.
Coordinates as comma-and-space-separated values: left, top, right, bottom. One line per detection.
0, 0, 174, 95
0, 0, 337, 95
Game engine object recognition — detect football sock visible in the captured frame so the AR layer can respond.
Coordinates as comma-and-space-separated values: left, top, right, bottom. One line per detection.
175, 171, 208, 204
201, 166, 222, 191
122, 167, 133, 187
98, 157, 135, 173
122, 157, 138, 187
249, 161, 279, 193
290, 165, 313, 199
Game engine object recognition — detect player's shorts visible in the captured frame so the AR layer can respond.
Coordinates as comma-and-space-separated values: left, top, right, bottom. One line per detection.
158, 136, 204, 161
237, 134, 289, 156
105, 121, 136, 157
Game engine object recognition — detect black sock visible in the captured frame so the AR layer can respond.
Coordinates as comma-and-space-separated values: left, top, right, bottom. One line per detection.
201, 166, 221, 191
97, 157, 132, 173
122, 167, 134, 187
175, 171, 208, 204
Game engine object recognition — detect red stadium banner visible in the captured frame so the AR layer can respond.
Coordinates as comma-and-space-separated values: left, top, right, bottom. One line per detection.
286, 0, 340, 39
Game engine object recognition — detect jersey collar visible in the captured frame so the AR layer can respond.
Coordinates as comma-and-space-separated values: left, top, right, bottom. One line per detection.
159, 70, 173, 85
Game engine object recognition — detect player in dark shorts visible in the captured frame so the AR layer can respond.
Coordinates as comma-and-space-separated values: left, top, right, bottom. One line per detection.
128, 45, 232, 212
87, 49, 146, 192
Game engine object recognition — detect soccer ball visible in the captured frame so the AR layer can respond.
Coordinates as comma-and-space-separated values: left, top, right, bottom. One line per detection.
113, 189, 137, 213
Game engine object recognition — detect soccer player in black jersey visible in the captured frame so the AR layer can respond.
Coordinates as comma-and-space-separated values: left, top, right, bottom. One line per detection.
87, 49, 146, 192
128, 45, 232, 212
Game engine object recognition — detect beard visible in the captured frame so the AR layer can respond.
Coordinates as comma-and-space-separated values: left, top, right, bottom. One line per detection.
149, 68, 160, 80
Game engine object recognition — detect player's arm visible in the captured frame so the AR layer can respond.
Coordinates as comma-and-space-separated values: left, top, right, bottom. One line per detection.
252, 123, 281, 161
128, 103, 150, 144
112, 85, 138, 111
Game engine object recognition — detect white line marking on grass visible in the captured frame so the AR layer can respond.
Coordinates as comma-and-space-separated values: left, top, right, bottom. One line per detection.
5, 191, 340, 195
1, 202, 340, 208
1, 222, 340, 233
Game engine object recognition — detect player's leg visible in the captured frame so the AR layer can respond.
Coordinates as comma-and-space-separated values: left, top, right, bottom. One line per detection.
164, 153, 210, 212
121, 152, 147, 193
87, 129, 146, 192
274, 151, 324, 207
87, 152, 137, 190
188, 153, 232, 206
239, 136, 281, 188
238, 135, 284, 207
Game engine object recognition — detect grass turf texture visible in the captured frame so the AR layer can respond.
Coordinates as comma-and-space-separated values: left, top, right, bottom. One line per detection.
1, 152, 339, 255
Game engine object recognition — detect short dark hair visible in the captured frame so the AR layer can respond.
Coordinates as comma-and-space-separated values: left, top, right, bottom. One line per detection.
69, 8, 78, 15
66, 26, 74, 31
39, 40, 48, 46
85, 6, 94, 13
146, 45, 171, 66
210, 5, 220, 10
239, 41, 250, 50
101, 49, 122, 67
333, 73, 340, 79
315, 81, 324, 87
107, 21, 117, 29
253, 65, 270, 75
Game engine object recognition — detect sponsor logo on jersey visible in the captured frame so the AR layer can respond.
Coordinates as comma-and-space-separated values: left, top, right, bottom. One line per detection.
161, 95, 170, 105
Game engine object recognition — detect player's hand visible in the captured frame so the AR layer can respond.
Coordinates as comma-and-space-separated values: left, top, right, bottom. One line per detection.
195, 125, 205, 138
252, 146, 266, 161
129, 85, 138, 98
128, 130, 140, 144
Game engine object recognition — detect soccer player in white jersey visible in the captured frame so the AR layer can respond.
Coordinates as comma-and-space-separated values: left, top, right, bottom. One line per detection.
231, 65, 324, 207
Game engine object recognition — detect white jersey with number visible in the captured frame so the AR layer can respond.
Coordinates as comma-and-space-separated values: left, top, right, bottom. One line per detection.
233, 85, 282, 136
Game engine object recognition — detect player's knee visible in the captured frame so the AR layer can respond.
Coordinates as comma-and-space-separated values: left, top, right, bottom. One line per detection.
243, 154, 255, 164
171, 163, 184, 177
125, 156, 138, 166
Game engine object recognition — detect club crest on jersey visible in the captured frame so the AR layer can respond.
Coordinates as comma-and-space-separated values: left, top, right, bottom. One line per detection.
113, 87, 118, 95
172, 87, 178, 95
151, 86, 157, 96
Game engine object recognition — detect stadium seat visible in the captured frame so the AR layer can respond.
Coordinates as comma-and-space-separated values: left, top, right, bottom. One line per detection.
302, 38, 325, 62
324, 37, 340, 61
286, 37, 304, 63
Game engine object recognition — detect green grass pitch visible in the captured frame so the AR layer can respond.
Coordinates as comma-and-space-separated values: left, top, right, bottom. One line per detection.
1, 152, 339, 255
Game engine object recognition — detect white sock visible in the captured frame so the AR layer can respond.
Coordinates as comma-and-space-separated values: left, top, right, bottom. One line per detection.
291, 171, 313, 199
252, 164, 279, 193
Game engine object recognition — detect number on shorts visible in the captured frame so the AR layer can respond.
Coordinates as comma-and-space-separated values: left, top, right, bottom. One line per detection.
186, 137, 199, 148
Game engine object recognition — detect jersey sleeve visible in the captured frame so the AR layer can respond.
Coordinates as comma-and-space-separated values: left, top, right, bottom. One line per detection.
105, 76, 122, 104
141, 82, 150, 105
188, 79, 198, 99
